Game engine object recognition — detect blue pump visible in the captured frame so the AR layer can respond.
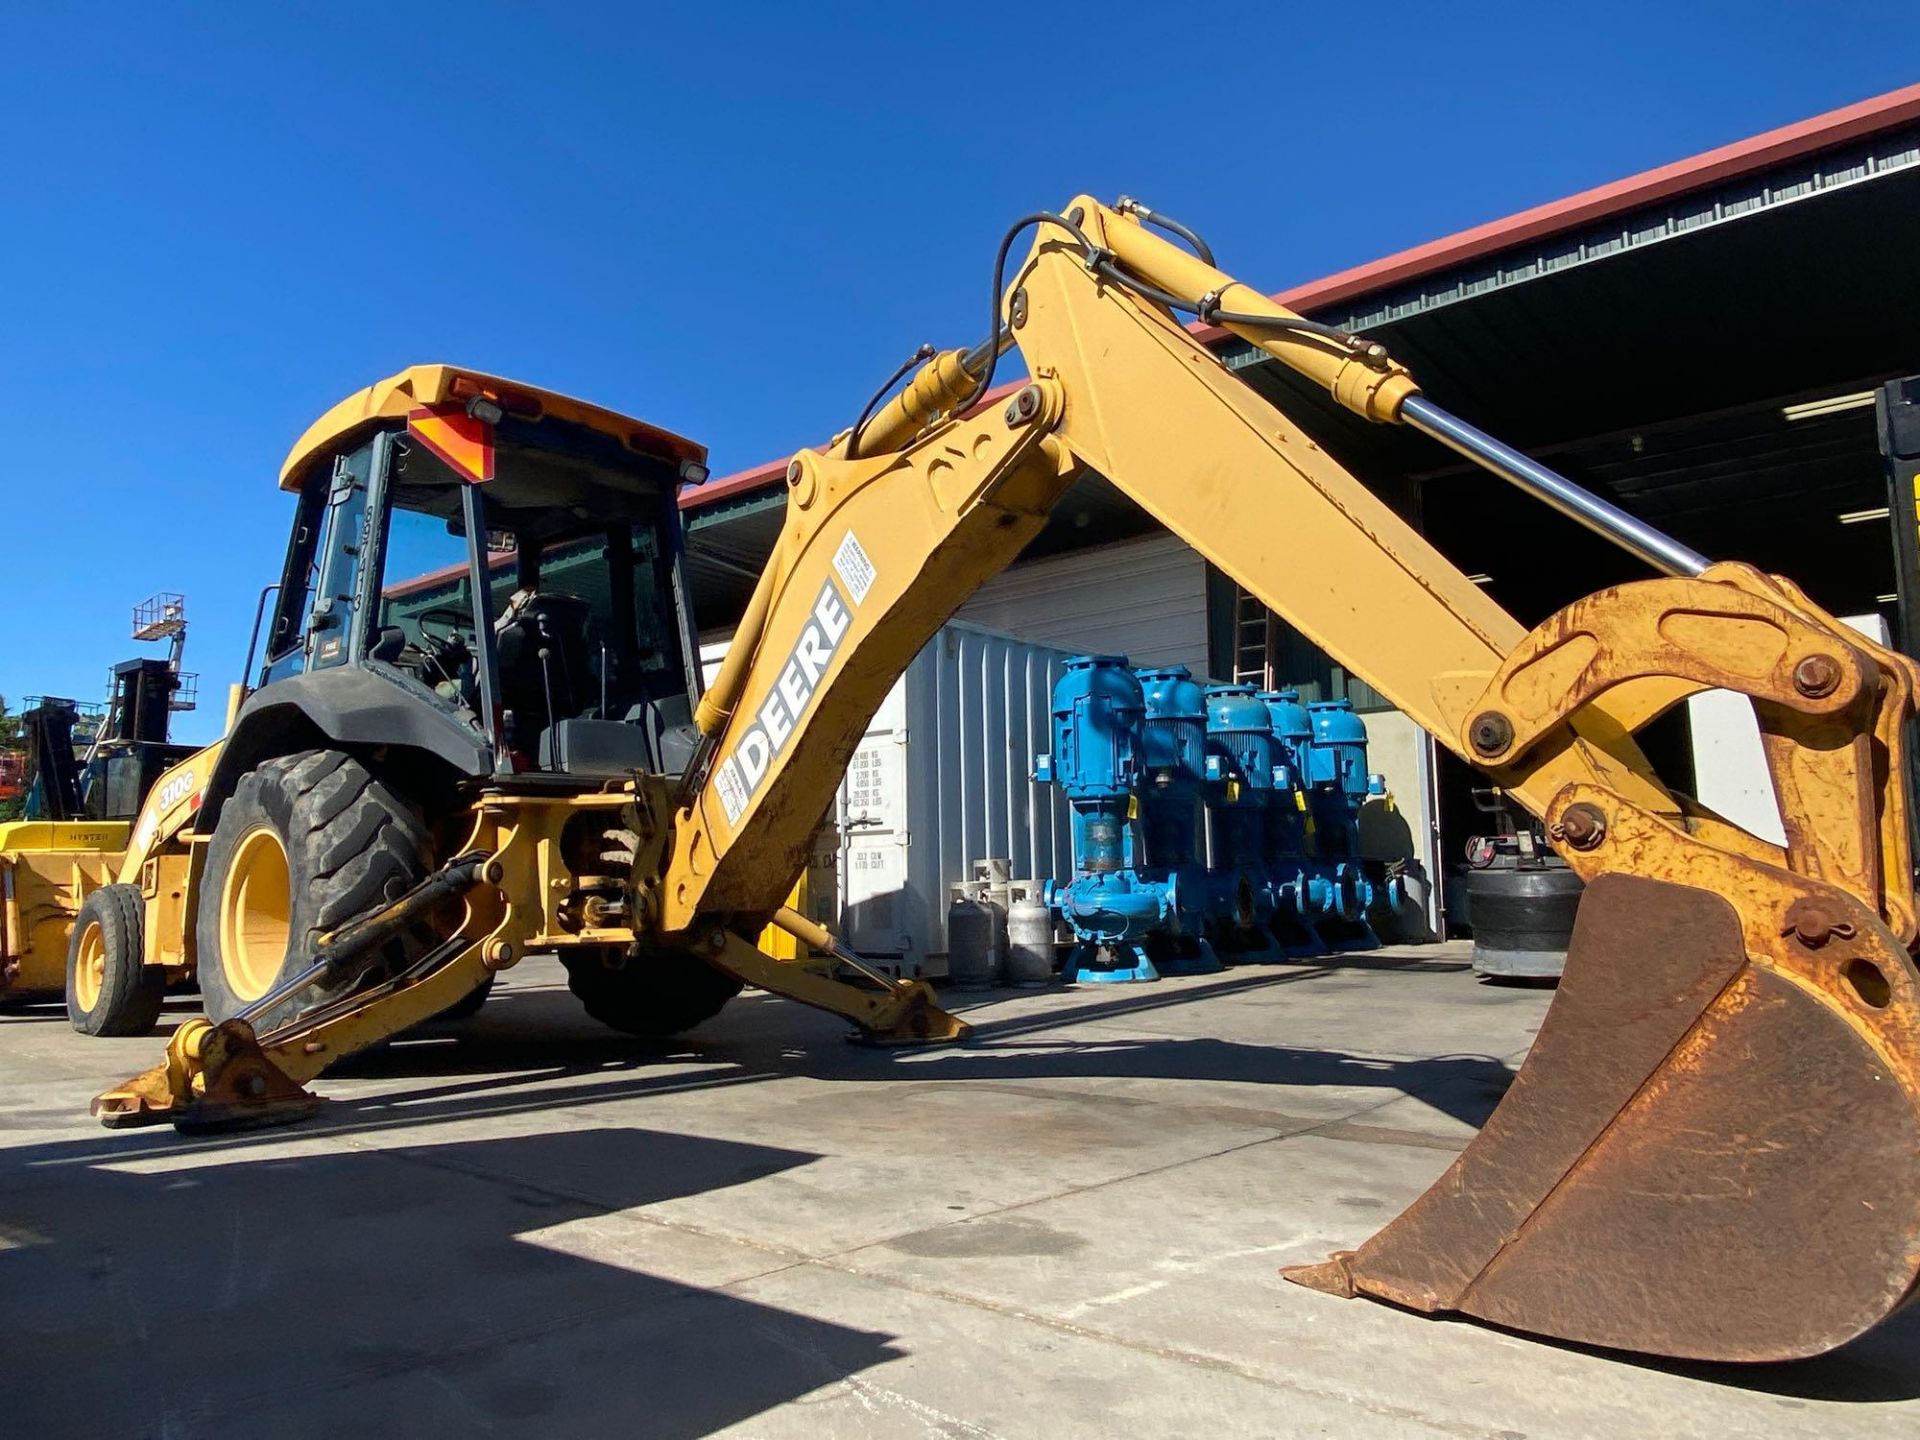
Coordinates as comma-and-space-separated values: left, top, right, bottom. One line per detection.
1132, 666, 1221, 975
1201, 684, 1282, 960
1036, 657, 1164, 983
1303, 699, 1384, 949
1259, 689, 1336, 955
1037, 660, 1399, 977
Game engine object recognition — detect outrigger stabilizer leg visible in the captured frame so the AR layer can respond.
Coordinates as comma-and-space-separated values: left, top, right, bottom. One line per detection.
92, 852, 493, 1130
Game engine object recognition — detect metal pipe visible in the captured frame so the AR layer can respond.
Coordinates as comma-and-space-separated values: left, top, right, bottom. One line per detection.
1399, 395, 1710, 579
256, 933, 475, 1044
460, 484, 505, 765
239, 583, 280, 693
960, 330, 1007, 376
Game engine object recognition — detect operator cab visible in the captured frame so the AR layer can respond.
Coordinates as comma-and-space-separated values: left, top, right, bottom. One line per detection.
256, 366, 709, 780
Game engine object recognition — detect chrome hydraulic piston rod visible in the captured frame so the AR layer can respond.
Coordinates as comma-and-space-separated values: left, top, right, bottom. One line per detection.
1400, 394, 1710, 578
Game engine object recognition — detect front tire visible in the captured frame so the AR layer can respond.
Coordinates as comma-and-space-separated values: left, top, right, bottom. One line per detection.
196, 750, 436, 1031
66, 884, 163, 1036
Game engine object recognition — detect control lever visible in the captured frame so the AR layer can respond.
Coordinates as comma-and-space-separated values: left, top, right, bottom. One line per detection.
537, 645, 557, 771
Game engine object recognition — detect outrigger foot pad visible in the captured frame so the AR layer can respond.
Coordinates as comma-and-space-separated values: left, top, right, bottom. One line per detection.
846, 981, 972, 1047
92, 1017, 323, 1132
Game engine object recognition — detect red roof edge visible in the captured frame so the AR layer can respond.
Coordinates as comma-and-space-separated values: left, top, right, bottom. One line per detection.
1199, 80, 1920, 336
683, 83, 1920, 514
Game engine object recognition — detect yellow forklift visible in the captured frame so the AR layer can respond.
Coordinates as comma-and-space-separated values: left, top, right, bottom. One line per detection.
0, 606, 208, 1032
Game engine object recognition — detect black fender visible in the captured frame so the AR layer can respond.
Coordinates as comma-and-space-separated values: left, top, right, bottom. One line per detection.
198, 667, 492, 834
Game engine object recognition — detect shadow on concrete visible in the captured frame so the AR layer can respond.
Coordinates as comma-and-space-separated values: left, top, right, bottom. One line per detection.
877, 1037, 1512, 1129
1, 1125, 899, 1436
1498, 1300, 1920, 1405
0, 995, 69, 1022
257, 966, 1515, 1135
0, 989, 206, 1033
939, 958, 1473, 1041
39, 962, 1920, 1405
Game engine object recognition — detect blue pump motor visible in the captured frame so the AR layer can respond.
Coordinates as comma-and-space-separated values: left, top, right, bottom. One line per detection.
1302, 698, 1383, 946
1258, 689, 1314, 862
1257, 689, 1335, 953
1305, 699, 1371, 853
1131, 666, 1220, 974
1038, 656, 1164, 983
1201, 684, 1280, 958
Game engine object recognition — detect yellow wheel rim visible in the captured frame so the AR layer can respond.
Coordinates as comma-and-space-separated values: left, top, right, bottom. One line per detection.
221, 825, 292, 1000
73, 919, 106, 1013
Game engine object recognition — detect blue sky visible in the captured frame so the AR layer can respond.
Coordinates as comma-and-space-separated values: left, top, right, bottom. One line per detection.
2, 4, 1914, 743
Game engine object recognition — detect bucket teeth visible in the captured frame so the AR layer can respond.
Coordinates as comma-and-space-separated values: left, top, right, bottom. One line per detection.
1285, 873, 1920, 1362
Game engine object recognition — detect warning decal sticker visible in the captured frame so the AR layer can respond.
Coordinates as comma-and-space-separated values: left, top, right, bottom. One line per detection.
831, 529, 877, 605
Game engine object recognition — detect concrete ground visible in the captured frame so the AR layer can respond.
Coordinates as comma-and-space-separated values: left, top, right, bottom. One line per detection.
2, 945, 1915, 1439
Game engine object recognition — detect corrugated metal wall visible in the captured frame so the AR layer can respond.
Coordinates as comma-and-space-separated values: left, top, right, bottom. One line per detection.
841, 625, 1077, 964
955, 533, 1209, 675
700, 623, 1079, 971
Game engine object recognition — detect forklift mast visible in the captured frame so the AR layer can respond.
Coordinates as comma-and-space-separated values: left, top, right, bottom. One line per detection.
104, 659, 180, 746
19, 699, 85, 821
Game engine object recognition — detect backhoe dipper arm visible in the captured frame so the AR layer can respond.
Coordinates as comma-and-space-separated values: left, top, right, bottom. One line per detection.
669, 198, 1920, 1363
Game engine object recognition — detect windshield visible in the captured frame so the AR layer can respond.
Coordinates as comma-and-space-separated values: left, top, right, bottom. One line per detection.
372, 423, 694, 762
380, 508, 479, 644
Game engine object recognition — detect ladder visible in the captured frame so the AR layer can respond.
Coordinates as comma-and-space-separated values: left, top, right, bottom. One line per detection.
1231, 585, 1271, 688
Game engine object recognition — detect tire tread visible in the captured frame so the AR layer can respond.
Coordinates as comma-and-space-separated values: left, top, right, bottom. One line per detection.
197, 749, 445, 1029
66, 883, 163, 1036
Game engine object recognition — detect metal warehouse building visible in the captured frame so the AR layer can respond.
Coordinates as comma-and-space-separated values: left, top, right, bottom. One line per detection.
678, 82, 1920, 931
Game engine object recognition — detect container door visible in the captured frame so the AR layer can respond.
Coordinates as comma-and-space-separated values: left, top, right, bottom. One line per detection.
841, 730, 913, 958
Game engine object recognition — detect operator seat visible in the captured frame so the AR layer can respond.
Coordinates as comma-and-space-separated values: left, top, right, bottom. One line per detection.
496, 591, 594, 754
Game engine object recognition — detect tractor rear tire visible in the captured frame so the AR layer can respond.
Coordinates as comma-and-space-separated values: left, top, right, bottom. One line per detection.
562, 949, 741, 1037
66, 884, 164, 1036
196, 750, 437, 1032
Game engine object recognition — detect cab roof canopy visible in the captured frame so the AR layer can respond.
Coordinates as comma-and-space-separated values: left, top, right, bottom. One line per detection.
278, 364, 706, 493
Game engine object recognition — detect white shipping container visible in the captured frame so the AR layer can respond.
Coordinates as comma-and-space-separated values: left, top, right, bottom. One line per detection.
701, 622, 1081, 973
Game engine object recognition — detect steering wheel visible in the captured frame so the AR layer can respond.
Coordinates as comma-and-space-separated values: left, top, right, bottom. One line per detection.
412, 607, 473, 677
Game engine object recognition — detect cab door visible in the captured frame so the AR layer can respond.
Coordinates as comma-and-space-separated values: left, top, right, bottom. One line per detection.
258, 434, 388, 683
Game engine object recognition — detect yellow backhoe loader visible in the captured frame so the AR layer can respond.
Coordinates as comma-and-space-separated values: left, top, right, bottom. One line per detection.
94, 198, 1920, 1365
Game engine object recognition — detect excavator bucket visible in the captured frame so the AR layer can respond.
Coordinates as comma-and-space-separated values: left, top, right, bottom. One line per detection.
1286, 870, 1920, 1361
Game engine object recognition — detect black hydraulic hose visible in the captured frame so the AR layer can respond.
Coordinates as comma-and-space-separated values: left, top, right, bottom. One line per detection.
957, 210, 1103, 415
1116, 196, 1216, 266
1087, 256, 1385, 367
1201, 300, 1388, 366
885, 200, 1393, 449
844, 343, 936, 461
1146, 210, 1214, 266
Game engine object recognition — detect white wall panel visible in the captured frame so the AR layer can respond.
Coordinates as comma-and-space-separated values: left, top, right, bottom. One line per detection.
955, 533, 1208, 676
